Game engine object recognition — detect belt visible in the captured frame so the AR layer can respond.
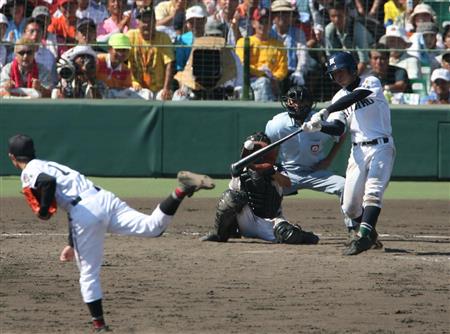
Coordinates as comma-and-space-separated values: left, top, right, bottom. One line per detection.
353, 137, 389, 146
70, 186, 100, 207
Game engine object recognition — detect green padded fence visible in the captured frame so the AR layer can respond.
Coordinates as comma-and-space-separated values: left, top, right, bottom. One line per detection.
0, 99, 449, 179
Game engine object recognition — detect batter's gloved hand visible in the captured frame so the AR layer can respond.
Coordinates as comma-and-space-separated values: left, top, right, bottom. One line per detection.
301, 120, 322, 132
310, 108, 330, 123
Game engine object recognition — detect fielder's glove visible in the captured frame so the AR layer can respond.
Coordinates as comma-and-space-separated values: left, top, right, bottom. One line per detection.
23, 187, 57, 220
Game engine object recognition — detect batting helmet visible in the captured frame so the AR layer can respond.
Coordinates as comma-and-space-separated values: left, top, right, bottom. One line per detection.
326, 51, 357, 77
240, 132, 276, 172
281, 86, 314, 125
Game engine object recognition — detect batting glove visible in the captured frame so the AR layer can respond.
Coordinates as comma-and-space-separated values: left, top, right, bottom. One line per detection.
310, 108, 330, 123
301, 120, 322, 132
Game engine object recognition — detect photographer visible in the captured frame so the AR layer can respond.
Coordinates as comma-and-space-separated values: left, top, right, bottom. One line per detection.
52, 45, 107, 99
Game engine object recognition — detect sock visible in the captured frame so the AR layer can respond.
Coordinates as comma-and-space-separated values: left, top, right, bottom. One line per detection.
353, 214, 363, 225
92, 317, 106, 329
87, 299, 105, 328
358, 206, 381, 238
174, 187, 187, 199
159, 192, 183, 215
358, 222, 373, 238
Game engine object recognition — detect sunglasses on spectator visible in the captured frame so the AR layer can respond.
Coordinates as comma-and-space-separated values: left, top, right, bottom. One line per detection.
17, 50, 34, 56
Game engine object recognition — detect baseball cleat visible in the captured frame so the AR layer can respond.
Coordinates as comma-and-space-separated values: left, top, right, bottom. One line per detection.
200, 233, 221, 242
177, 171, 215, 196
370, 230, 384, 249
93, 325, 111, 333
345, 228, 359, 246
343, 236, 374, 256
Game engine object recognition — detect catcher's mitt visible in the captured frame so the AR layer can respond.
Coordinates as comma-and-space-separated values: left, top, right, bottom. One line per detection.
23, 187, 57, 219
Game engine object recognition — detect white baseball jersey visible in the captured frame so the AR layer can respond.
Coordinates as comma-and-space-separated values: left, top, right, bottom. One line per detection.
21, 159, 172, 303
21, 159, 95, 211
331, 75, 392, 143
333, 76, 396, 216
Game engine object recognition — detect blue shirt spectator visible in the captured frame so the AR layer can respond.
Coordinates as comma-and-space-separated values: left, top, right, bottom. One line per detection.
6, 17, 26, 43
270, 26, 299, 71
5, 0, 27, 43
174, 5, 207, 72
175, 31, 194, 71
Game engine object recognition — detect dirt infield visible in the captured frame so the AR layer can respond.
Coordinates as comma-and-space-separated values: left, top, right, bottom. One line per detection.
1, 197, 449, 334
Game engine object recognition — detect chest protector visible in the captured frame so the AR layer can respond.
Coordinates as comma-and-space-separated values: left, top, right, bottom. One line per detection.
240, 169, 282, 219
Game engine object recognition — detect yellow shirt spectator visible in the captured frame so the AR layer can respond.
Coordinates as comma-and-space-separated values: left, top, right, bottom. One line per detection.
384, 0, 405, 26
155, 1, 175, 21
126, 29, 175, 92
235, 35, 288, 81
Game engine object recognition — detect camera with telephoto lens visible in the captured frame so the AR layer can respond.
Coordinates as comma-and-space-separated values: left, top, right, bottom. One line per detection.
57, 58, 76, 82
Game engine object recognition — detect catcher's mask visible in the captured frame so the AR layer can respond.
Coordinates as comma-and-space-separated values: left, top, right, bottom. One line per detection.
281, 86, 314, 126
240, 132, 277, 172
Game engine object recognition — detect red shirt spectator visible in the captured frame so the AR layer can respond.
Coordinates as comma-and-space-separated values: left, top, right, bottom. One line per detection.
96, 33, 132, 89
48, 0, 78, 41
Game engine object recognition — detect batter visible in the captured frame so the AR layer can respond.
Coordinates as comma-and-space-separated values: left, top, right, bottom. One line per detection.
265, 86, 359, 235
302, 51, 396, 255
7, 134, 215, 332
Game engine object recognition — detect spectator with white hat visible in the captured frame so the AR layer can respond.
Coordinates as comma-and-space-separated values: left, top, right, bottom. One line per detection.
408, 3, 436, 34
175, 4, 207, 71
408, 21, 441, 71
379, 24, 422, 80
53, 45, 107, 98
420, 68, 450, 104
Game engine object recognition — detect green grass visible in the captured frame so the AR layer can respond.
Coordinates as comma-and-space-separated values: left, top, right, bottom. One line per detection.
1, 176, 449, 200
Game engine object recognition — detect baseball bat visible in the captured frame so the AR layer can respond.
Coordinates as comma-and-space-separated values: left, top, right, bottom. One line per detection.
230, 128, 303, 176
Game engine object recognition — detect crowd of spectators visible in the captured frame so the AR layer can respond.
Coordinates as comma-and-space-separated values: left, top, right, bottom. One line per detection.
0, 0, 448, 104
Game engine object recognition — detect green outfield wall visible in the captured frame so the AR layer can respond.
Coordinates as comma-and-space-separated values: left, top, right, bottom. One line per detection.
0, 100, 449, 179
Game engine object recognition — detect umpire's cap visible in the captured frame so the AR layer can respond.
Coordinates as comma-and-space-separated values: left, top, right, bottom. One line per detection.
8, 134, 36, 159
326, 51, 357, 75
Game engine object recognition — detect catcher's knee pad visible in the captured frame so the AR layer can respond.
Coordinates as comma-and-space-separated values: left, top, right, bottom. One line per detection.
214, 190, 247, 242
273, 220, 319, 245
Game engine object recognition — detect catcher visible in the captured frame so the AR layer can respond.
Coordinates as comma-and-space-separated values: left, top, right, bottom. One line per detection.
201, 132, 319, 244
7, 134, 215, 333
